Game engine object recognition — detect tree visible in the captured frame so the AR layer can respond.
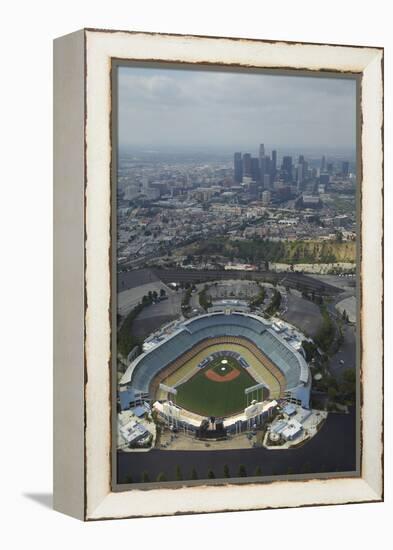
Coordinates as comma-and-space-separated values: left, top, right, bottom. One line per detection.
238, 464, 247, 477
117, 301, 146, 356
125, 475, 133, 483
223, 464, 230, 478
156, 472, 167, 482
207, 469, 215, 479
328, 386, 338, 401
265, 289, 282, 316
254, 466, 262, 476
340, 368, 356, 403
175, 465, 183, 481
199, 285, 212, 311
191, 467, 198, 480
302, 340, 317, 362
314, 306, 336, 352
141, 471, 150, 482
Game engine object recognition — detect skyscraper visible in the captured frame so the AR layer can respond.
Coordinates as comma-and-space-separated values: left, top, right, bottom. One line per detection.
321, 155, 326, 172
251, 157, 260, 182
234, 152, 243, 183
282, 156, 293, 183
303, 160, 309, 180
296, 163, 304, 190
242, 153, 252, 178
271, 150, 277, 182
342, 161, 349, 177
320, 173, 330, 186
259, 143, 266, 181
264, 155, 271, 178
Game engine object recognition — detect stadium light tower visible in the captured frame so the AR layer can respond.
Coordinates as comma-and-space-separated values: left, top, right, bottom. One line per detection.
245, 382, 266, 407
159, 383, 178, 428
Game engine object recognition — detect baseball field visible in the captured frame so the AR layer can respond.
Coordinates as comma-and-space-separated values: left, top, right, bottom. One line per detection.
175, 356, 269, 417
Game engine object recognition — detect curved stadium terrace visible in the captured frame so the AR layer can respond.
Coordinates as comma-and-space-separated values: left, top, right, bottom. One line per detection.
120, 312, 311, 409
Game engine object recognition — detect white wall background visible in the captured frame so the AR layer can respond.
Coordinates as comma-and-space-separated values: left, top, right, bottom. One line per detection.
0, 0, 391, 548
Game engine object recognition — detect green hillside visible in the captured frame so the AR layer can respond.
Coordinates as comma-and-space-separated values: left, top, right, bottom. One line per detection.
186, 238, 356, 265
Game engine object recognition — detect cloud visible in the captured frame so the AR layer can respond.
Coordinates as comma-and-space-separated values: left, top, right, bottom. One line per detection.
117, 65, 356, 151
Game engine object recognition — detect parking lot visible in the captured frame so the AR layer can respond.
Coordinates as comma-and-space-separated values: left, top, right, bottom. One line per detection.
282, 291, 323, 338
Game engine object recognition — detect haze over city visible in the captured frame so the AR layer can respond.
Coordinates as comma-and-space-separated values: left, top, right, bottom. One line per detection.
118, 65, 357, 153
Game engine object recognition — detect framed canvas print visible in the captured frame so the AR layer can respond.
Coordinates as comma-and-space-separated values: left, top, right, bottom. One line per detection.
53, 29, 383, 520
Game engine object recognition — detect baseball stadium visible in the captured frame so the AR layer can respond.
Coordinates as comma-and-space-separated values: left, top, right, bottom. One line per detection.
120, 311, 311, 439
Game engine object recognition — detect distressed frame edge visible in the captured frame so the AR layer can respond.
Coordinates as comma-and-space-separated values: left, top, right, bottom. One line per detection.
53, 29, 86, 521
82, 30, 383, 521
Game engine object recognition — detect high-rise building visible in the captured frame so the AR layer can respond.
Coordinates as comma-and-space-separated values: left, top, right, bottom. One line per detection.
251, 157, 260, 182
342, 161, 349, 177
282, 156, 293, 182
271, 150, 277, 182
321, 155, 326, 172
262, 190, 271, 205
259, 143, 266, 179
296, 163, 304, 189
242, 153, 252, 177
320, 173, 330, 186
303, 160, 309, 180
263, 174, 271, 190
234, 152, 243, 183
264, 155, 271, 178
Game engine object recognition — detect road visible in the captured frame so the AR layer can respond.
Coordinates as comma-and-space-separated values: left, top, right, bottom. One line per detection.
329, 324, 357, 378
150, 269, 343, 296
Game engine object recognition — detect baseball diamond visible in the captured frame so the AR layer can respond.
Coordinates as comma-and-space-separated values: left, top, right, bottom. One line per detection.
121, 312, 311, 417
174, 356, 267, 417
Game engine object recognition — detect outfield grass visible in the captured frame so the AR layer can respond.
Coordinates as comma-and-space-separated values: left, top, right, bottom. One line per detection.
175, 358, 268, 417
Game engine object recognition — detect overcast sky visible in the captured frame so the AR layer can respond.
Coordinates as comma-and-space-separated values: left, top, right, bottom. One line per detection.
118, 65, 357, 153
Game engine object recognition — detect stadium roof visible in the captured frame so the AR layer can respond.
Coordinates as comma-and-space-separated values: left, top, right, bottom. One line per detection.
121, 312, 309, 398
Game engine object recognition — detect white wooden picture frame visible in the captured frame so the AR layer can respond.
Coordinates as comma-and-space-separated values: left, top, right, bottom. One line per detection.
53, 28, 383, 521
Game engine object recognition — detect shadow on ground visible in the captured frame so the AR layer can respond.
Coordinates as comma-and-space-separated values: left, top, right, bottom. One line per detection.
23, 493, 53, 509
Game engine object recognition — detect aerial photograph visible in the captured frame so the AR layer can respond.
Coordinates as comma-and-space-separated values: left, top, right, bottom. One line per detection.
114, 65, 358, 485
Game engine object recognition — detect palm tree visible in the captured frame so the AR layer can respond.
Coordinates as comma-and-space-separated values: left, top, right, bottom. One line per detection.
238, 464, 247, 477
207, 469, 215, 479
156, 472, 167, 482
175, 465, 183, 481
223, 464, 230, 478
141, 471, 150, 482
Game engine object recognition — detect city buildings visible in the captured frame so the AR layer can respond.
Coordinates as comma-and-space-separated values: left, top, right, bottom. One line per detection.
117, 144, 355, 272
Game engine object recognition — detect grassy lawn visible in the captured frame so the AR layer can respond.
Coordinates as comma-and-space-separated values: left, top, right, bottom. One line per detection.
176, 358, 267, 417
